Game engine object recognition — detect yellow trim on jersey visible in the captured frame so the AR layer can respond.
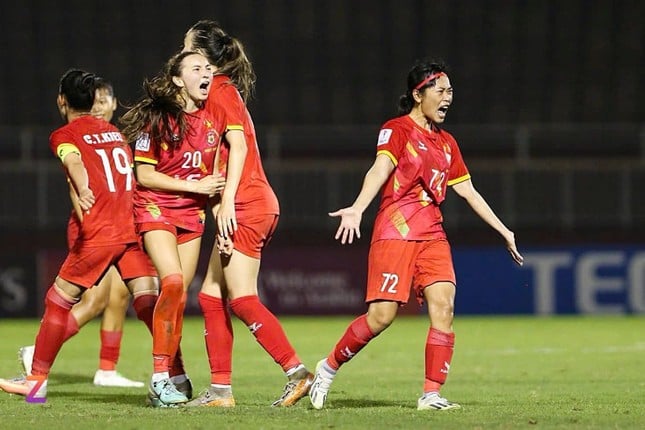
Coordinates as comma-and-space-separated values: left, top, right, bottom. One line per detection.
134, 155, 158, 165
376, 149, 398, 166
226, 124, 244, 132
447, 173, 471, 186
56, 143, 80, 162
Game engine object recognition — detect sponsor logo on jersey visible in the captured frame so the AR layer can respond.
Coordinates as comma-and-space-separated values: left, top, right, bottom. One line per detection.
377, 128, 393, 146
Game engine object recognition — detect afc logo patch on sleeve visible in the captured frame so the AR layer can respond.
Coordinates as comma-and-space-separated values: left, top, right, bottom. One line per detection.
135, 133, 150, 151
377, 128, 393, 146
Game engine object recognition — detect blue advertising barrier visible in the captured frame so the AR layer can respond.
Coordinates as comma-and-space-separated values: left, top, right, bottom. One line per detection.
455, 246, 645, 315
16, 244, 645, 317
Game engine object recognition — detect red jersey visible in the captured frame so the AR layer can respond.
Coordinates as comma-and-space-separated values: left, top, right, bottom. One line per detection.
371, 115, 470, 242
49, 116, 137, 246
133, 108, 220, 232
205, 75, 279, 219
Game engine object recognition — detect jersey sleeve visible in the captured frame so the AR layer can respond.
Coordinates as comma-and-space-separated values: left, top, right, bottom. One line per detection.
446, 135, 471, 186
133, 132, 159, 165
212, 83, 246, 133
375, 120, 405, 166
49, 129, 80, 163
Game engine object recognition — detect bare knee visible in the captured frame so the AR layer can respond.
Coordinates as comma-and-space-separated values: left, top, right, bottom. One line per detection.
424, 282, 455, 332
77, 287, 110, 317
366, 302, 398, 334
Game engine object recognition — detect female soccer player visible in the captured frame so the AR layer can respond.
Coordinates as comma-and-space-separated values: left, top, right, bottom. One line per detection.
181, 20, 313, 408
308, 59, 524, 411
20, 79, 147, 388
0, 69, 158, 403
120, 51, 224, 407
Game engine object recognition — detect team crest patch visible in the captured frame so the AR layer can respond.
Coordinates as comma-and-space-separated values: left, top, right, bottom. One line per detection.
135, 133, 150, 151
206, 130, 218, 146
377, 129, 392, 146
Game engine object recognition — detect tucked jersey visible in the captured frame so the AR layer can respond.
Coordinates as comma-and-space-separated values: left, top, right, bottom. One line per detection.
205, 75, 279, 219
49, 115, 137, 246
133, 108, 220, 232
372, 115, 470, 242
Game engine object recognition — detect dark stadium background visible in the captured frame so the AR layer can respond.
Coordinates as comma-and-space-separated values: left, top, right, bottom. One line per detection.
0, 1, 643, 317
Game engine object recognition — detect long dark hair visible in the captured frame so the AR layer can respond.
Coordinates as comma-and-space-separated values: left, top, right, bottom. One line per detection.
186, 20, 256, 102
120, 51, 200, 151
59, 69, 100, 111
397, 59, 450, 115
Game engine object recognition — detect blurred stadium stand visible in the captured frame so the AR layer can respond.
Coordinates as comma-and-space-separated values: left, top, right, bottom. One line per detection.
1, 123, 643, 244
0, 0, 642, 246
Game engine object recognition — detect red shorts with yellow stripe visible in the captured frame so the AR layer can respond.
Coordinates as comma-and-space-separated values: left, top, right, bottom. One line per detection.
365, 238, 455, 305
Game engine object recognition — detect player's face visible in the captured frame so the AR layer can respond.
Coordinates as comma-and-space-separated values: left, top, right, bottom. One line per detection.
91, 88, 117, 122
419, 75, 453, 124
175, 53, 212, 105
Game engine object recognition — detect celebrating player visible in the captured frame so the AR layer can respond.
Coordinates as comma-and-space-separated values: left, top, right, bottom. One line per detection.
0, 69, 159, 403
181, 20, 313, 408
19, 78, 146, 388
119, 51, 224, 407
308, 59, 524, 411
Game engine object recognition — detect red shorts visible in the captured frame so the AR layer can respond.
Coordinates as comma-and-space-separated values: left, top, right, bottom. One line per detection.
365, 238, 455, 305
230, 214, 279, 259
59, 242, 157, 289
66, 214, 81, 250
137, 222, 202, 245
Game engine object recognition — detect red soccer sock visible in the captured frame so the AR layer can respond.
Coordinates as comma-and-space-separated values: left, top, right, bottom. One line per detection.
152, 274, 183, 373
31, 285, 78, 376
99, 330, 122, 371
199, 292, 233, 385
61, 312, 80, 342
132, 293, 157, 334
424, 328, 455, 393
229, 295, 301, 372
168, 291, 187, 378
327, 314, 376, 370
169, 346, 186, 378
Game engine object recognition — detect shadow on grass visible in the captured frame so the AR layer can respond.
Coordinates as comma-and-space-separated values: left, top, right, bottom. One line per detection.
330, 398, 412, 409
49, 372, 93, 385
52, 390, 148, 406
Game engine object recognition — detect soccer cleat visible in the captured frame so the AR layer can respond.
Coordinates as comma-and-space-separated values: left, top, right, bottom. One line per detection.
183, 386, 235, 408
147, 378, 188, 408
416, 392, 461, 411
271, 368, 314, 407
18, 345, 35, 376
309, 359, 335, 410
171, 375, 193, 399
0, 375, 47, 403
93, 370, 145, 388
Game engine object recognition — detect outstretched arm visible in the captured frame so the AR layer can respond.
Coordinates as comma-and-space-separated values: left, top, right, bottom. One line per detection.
451, 179, 524, 265
329, 154, 394, 244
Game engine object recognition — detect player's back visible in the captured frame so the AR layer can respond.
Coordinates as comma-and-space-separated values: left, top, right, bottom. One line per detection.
50, 116, 137, 246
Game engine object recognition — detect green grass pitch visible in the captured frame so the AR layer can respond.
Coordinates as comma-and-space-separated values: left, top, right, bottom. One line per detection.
0, 315, 643, 429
